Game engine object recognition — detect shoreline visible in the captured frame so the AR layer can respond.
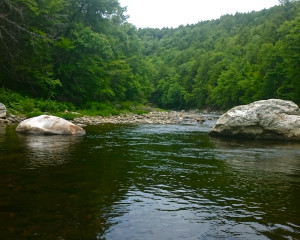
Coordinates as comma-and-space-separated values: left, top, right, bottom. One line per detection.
0, 114, 26, 124
72, 111, 219, 126
0, 111, 220, 126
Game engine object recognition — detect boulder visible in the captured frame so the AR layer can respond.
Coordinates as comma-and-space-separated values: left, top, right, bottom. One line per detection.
16, 115, 86, 135
0, 103, 6, 118
210, 99, 300, 140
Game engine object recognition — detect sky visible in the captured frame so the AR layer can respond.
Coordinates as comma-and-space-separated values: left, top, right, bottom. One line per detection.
118, 0, 279, 29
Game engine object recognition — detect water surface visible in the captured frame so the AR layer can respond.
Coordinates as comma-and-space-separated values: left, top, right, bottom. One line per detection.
0, 124, 299, 239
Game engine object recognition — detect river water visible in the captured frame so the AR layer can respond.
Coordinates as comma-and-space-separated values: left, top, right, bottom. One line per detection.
0, 122, 300, 240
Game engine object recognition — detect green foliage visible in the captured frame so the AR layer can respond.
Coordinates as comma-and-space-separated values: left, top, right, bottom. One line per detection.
1, 0, 299, 112
0, 87, 75, 116
22, 98, 35, 113
0, 0, 152, 107
54, 112, 78, 120
0, 88, 25, 113
80, 102, 120, 116
25, 111, 44, 118
35, 100, 67, 113
119, 101, 152, 114
140, 1, 300, 109
0, 87, 149, 118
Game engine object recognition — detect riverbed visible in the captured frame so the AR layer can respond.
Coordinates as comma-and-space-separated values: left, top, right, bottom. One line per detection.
0, 123, 299, 239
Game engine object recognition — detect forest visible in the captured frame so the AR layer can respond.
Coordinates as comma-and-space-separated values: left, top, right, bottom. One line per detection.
0, 0, 299, 114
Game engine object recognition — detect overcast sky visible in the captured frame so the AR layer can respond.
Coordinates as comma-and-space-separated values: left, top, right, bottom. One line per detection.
119, 0, 279, 29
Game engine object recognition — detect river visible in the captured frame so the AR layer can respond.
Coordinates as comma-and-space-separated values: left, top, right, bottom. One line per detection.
0, 123, 299, 239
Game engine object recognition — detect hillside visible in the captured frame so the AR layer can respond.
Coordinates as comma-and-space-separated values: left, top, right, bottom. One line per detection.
0, 0, 299, 113
138, 0, 300, 110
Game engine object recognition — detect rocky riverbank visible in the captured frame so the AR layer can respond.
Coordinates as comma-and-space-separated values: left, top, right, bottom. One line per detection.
0, 111, 216, 126
0, 114, 26, 124
0, 103, 27, 124
0, 101, 218, 126
73, 111, 214, 126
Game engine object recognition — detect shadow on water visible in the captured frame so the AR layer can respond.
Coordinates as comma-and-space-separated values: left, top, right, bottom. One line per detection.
0, 125, 133, 240
0, 124, 300, 239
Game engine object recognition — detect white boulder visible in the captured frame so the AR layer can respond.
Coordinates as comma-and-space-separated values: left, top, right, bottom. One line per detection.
16, 115, 86, 135
210, 99, 300, 140
0, 103, 6, 118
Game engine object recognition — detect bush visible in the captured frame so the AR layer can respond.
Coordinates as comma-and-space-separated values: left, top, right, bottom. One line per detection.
120, 101, 151, 115
55, 112, 78, 120
22, 98, 35, 112
35, 99, 74, 113
35, 100, 58, 112
80, 101, 120, 116
0, 87, 76, 115
0, 87, 23, 111
26, 111, 43, 118
0, 87, 152, 118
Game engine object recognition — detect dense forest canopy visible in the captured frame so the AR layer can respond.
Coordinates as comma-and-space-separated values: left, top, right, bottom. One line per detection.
0, 0, 299, 110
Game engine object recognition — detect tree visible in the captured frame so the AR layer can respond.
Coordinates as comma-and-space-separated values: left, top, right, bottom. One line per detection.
276, 12, 300, 103
0, 0, 62, 97
54, 24, 114, 103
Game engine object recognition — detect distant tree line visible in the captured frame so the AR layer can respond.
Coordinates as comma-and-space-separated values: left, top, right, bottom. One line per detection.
0, 0, 299, 110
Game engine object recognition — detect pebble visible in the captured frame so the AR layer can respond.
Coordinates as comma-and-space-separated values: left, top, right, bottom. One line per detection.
0, 111, 217, 126
0, 114, 26, 124
73, 111, 207, 125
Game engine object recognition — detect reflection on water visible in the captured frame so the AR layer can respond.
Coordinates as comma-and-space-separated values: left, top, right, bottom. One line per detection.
98, 125, 300, 240
0, 124, 5, 134
0, 124, 299, 239
212, 137, 300, 175
18, 134, 83, 168
0, 125, 6, 144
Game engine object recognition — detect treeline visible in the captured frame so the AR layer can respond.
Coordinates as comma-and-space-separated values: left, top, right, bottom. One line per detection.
0, 0, 299, 111
0, 0, 152, 107
139, 0, 300, 110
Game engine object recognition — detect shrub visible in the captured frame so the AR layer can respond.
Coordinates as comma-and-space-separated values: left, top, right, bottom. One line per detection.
26, 111, 43, 118
0, 87, 76, 115
22, 98, 35, 112
80, 101, 120, 116
55, 112, 78, 120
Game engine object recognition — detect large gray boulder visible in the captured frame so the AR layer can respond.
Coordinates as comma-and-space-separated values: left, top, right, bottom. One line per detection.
16, 115, 86, 135
210, 99, 300, 140
0, 103, 6, 118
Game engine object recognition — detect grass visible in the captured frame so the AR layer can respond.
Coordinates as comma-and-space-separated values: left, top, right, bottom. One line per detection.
0, 87, 158, 120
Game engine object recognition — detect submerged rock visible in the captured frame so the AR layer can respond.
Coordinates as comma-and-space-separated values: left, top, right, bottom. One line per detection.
210, 99, 300, 140
16, 115, 86, 135
0, 103, 6, 118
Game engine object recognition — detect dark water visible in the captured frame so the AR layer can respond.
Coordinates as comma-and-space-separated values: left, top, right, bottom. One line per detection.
0, 123, 300, 240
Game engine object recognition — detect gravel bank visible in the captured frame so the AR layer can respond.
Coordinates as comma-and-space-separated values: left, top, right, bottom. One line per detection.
1, 111, 219, 127
73, 111, 214, 126
0, 114, 26, 124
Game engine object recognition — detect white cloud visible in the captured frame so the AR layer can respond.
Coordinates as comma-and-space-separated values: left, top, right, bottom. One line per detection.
119, 0, 279, 28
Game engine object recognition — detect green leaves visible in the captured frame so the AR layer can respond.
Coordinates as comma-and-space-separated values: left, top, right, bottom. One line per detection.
70, 24, 113, 58
1, 0, 299, 111
1, 0, 151, 106
140, 1, 300, 110
19, 0, 39, 15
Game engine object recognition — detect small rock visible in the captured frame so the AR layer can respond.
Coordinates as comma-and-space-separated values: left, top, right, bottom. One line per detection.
73, 111, 208, 126
4, 119, 11, 124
